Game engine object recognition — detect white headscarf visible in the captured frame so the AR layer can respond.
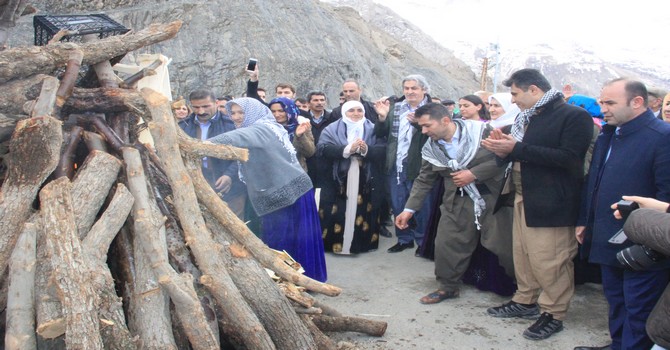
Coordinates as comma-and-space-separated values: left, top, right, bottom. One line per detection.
341, 100, 366, 143
488, 93, 520, 129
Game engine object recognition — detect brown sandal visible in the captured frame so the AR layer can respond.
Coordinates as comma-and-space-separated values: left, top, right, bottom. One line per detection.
419, 290, 460, 304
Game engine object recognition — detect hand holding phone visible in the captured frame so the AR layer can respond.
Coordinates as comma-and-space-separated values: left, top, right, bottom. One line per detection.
246, 58, 257, 72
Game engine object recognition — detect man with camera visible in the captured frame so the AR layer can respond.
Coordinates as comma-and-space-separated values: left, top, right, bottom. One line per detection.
615, 196, 670, 350
575, 78, 670, 350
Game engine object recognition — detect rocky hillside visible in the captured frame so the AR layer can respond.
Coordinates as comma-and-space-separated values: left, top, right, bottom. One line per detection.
12, 0, 480, 108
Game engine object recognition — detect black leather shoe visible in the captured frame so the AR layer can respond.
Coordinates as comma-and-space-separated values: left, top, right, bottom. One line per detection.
387, 241, 414, 253
573, 345, 611, 350
379, 226, 393, 238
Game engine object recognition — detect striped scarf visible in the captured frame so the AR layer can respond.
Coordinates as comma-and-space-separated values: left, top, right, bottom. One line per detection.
511, 89, 563, 141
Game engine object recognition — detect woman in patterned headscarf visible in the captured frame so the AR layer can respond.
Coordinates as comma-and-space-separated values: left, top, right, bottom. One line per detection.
268, 97, 315, 172
317, 101, 386, 254
209, 97, 327, 282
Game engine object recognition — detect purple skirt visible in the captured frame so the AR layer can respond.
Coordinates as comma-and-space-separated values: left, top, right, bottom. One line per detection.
261, 189, 328, 282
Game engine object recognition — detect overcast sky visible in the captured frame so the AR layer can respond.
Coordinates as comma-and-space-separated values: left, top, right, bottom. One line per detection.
372, 0, 668, 69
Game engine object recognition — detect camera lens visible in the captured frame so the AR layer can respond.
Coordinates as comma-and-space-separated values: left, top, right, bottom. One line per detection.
616, 244, 665, 271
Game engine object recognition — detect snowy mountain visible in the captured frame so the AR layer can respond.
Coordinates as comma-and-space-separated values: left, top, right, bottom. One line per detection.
322, 0, 670, 98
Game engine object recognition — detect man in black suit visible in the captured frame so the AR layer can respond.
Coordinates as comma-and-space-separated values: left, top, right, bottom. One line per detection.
482, 68, 593, 341
330, 79, 379, 123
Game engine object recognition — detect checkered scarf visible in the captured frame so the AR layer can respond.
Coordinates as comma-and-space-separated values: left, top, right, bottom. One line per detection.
511, 89, 563, 141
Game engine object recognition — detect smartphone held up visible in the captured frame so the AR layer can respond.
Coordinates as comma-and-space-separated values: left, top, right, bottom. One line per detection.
246, 58, 257, 72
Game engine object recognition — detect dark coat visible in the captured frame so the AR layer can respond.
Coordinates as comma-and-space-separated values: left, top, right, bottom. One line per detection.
507, 97, 593, 227
178, 112, 245, 197
625, 208, 670, 349
577, 110, 670, 266
306, 110, 338, 188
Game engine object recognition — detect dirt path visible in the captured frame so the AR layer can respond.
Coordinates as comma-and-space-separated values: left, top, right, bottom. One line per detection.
315, 228, 611, 349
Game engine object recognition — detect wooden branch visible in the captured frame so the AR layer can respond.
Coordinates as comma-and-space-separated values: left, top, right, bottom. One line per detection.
203, 209, 317, 349
142, 87, 276, 350
120, 58, 162, 89
54, 49, 83, 117
183, 151, 341, 296
54, 126, 83, 180
30, 76, 59, 120
0, 115, 61, 283
65, 87, 147, 116
71, 150, 122, 239
4, 222, 37, 350
123, 146, 218, 350
82, 184, 134, 264
39, 177, 103, 350
310, 315, 388, 337
177, 126, 248, 161
84, 116, 127, 152
299, 315, 337, 350
0, 21, 183, 84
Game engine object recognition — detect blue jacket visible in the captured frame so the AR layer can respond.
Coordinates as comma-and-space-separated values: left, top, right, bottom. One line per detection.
578, 110, 670, 266
178, 112, 245, 198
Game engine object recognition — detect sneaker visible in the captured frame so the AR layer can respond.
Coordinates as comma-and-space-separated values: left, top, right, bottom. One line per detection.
523, 312, 563, 340
487, 300, 540, 319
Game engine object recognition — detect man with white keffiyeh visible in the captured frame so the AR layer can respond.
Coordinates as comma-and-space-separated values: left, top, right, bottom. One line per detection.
481, 69, 594, 341
373, 75, 439, 255
395, 103, 509, 306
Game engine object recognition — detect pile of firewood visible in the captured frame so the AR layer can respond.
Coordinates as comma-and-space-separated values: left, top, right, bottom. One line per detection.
0, 19, 386, 350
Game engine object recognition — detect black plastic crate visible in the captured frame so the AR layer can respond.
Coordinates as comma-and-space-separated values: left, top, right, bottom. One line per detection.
33, 14, 129, 46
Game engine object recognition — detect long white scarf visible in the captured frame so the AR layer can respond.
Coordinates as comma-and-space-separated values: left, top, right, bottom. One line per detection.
340, 101, 366, 254
422, 119, 488, 229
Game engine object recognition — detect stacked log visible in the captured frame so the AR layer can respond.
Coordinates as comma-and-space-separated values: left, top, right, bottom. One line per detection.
0, 16, 386, 350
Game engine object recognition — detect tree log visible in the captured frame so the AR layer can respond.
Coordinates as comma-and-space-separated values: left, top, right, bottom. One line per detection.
0, 21, 183, 84
0, 74, 46, 115
71, 150, 122, 239
126, 215, 176, 349
142, 87, 276, 350
82, 184, 138, 350
123, 146, 218, 350
204, 209, 317, 350
299, 315, 337, 350
5, 222, 37, 350
39, 177, 103, 350
0, 115, 61, 283
30, 76, 59, 119
310, 315, 388, 337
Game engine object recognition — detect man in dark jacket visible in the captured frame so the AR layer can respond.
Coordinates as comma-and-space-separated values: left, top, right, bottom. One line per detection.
330, 79, 379, 123
179, 89, 246, 218
482, 69, 593, 341
574, 79, 670, 350
305, 91, 337, 189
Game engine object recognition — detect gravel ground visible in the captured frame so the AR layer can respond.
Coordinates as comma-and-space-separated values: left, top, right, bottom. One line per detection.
314, 226, 611, 350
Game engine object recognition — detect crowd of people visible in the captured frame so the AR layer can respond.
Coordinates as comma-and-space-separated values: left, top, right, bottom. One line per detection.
171, 64, 670, 349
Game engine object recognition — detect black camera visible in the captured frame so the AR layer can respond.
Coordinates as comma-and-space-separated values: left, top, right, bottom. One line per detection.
614, 200, 666, 270
617, 244, 665, 271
